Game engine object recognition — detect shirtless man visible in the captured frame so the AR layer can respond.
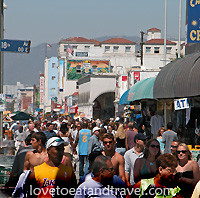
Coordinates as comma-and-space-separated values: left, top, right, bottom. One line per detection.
24, 132, 72, 171
102, 133, 125, 182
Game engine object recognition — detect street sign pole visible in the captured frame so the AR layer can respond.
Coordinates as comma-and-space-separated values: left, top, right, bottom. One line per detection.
0, 0, 3, 147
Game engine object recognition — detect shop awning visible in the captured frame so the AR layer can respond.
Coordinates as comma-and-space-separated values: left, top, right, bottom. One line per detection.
127, 77, 156, 102
154, 53, 200, 99
119, 89, 130, 105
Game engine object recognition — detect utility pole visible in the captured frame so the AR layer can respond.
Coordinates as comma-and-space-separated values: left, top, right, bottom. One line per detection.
163, 0, 167, 66
178, 0, 182, 58
140, 31, 145, 66
0, 0, 4, 146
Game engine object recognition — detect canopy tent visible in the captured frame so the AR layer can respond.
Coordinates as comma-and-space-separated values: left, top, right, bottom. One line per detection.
127, 77, 156, 102
11, 112, 33, 120
119, 89, 130, 105
154, 53, 200, 99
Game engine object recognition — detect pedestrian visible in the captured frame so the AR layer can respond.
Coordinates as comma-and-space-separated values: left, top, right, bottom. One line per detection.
42, 122, 57, 141
102, 133, 125, 182
124, 133, 146, 186
157, 127, 166, 154
75, 122, 91, 178
162, 122, 178, 154
131, 154, 181, 198
23, 136, 77, 197
87, 127, 102, 155
175, 143, 200, 198
134, 139, 161, 183
126, 122, 138, 150
115, 119, 128, 156
75, 155, 122, 198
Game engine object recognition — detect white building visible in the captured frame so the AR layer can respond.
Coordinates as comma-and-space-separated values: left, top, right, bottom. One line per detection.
143, 28, 185, 70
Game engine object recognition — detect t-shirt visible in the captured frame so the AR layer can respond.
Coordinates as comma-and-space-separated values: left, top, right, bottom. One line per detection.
126, 130, 137, 149
162, 130, 178, 154
34, 162, 74, 198
124, 148, 144, 185
75, 178, 121, 198
78, 129, 91, 155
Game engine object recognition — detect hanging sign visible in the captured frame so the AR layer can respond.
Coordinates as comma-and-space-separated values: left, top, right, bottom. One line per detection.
174, 98, 189, 110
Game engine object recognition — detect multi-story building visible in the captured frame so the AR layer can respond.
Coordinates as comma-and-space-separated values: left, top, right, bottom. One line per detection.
44, 57, 59, 113
143, 28, 177, 70
42, 30, 185, 118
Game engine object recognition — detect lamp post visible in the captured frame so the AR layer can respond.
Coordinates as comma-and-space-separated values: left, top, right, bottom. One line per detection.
0, 0, 4, 146
163, 0, 167, 67
178, 0, 182, 58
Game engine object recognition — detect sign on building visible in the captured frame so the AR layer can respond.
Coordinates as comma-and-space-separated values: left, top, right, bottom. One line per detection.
39, 75, 44, 109
174, 98, 189, 110
134, 72, 140, 82
187, 1, 200, 43
75, 52, 88, 57
0, 94, 5, 112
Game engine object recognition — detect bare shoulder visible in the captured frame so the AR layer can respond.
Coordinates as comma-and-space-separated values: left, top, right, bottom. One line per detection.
25, 151, 34, 158
190, 160, 199, 167
114, 152, 124, 161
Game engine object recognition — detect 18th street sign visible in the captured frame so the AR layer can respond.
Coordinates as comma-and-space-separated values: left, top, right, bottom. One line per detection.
0, 39, 31, 53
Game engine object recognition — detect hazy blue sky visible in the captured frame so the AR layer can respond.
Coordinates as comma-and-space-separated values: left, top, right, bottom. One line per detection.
4, 0, 186, 47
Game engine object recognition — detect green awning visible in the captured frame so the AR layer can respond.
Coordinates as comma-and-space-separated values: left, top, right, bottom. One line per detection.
127, 77, 156, 102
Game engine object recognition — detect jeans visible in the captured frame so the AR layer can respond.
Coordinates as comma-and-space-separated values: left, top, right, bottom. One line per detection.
115, 147, 126, 156
79, 155, 89, 178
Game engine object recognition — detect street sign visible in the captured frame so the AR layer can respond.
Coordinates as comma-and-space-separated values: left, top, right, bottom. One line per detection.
0, 39, 31, 53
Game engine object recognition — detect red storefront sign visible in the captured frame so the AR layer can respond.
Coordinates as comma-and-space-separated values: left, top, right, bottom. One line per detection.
134, 72, 140, 81
70, 105, 78, 114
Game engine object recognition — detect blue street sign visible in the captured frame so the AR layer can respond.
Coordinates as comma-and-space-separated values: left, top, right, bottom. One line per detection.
0, 39, 31, 53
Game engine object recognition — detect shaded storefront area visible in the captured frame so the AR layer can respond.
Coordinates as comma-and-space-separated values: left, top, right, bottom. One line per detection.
153, 53, 200, 145
93, 92, 115, 119
120, 52, 200, 145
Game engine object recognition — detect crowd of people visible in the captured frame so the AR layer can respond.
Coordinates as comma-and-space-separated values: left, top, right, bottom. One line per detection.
3, 116, 200, 197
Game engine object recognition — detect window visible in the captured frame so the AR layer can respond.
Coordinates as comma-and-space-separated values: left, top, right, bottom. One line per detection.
85, 46, 90, 50
125, 46, 131, 53
113, 46, 119, 52
76, 65, 81, 73
64, 45, 67, 52
105, 46, 110, 52
154, 47, 160, 53
52, 76, 56, 80
52, 63, 56, 68
166, 47, 172, 54
73, 45, 77, 50
92, 65, 97, 73
51, 88, 56, 92
146, 47, 151, 53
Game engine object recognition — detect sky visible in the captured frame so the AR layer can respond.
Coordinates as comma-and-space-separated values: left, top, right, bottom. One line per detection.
4, 0, 186, 47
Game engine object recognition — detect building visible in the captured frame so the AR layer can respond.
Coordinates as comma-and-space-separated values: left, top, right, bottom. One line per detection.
43, 57, 59, 113
143, 28, 178, 70
77, 74, 116, 119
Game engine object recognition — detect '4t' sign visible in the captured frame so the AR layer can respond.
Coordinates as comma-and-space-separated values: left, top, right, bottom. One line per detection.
174, 98, 189, 110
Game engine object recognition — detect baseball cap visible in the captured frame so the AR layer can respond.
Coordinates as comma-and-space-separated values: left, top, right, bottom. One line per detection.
16, 121, 20, 124
93, 126, 100, 133
46, 137, 65, 149
134, 133, 146, 143
115, 117, 120, 122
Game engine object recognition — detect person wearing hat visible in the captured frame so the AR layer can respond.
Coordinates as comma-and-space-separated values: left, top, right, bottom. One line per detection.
87, 127, 102, 156
24, 136, 77, 197
124, 133, 146, 186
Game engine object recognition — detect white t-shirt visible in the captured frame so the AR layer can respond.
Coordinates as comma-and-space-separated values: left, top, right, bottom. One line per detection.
75, 178, 121, 198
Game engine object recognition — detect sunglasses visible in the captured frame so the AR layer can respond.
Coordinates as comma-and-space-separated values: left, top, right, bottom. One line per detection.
177, 150, 187, 154
171, 145, 177, 148
103, 141, 113, 144
102, 167, 114, 172
150, 144, 160, 148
